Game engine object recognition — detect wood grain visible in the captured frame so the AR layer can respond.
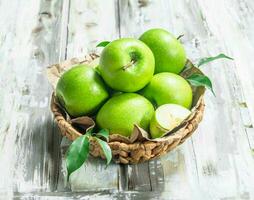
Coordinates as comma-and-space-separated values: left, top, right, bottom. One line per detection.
191, 0, 254, 199
5, 191, 196, 200
167, 0, 254, 199
0, 0, 66, 193
1, 0, 254, 199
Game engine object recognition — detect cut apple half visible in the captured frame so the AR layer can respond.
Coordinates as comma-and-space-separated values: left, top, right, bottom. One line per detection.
150, 104, 191, 139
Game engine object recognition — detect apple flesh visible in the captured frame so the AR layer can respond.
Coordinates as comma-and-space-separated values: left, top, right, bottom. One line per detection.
96, 93, 154, 137
140, 72, 193, 109
99, 38, 155, 92
150, 104, 191, 138
139, 28, 186, 74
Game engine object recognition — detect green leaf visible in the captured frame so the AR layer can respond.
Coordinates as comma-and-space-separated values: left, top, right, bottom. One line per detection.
66, 135, 90, 179
187, 73, 215, 95
96, 129, 109, 142
96, 41, 110, 47
95, 137, 112, 165
197, 53, 233, 67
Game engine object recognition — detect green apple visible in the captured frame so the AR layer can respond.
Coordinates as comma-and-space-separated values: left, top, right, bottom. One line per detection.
150, 104, 191, 138
99, 38, 155, 92
96, 93, 154, 137
140, 72, 193, 109
56, 65, 109, 117
139, 28, 186, 74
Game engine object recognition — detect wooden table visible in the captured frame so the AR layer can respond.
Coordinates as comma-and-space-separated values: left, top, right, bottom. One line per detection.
1, 0, 254, 199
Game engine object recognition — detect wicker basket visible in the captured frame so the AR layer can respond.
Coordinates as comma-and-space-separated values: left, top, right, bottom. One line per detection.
48, 54, 205, 164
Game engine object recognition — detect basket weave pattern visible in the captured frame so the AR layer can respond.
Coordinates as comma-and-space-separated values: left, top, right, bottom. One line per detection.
51, 96, 205, 164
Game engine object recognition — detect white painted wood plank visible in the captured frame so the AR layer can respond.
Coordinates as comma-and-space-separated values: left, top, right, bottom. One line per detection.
158, 145, 203, 199
119, 0, 170, 38
167, 0, 254, 199
0, 0, 253, 198
3, 191, 201, 200
0, 0, 66, 194
66, 0, 119, 57
195, 0, 254, 148
58, 0, 121, 192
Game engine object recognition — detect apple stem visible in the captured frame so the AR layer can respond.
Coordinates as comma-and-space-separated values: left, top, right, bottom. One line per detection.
122, 60, 135, 70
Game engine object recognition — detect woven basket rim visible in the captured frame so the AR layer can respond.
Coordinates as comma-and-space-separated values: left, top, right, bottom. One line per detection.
51, 95, 205, 164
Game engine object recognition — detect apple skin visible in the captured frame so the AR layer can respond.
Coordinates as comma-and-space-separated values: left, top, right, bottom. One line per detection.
99, 38, 155, 92
96, 93, 154, 137
56, 65, 109, 117
149, 114, 169, 139
139, 28, 186, 74
140, 72, 193, 109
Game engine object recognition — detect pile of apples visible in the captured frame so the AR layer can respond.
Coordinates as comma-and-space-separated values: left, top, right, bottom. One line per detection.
56, 28, 193, 139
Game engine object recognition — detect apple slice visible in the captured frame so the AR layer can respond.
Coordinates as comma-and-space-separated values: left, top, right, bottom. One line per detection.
150, 104, 191, 139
